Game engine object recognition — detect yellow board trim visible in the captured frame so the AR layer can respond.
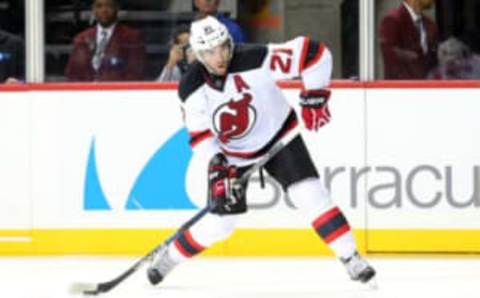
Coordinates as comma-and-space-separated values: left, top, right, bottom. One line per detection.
0, 229, 479, 255
367, 229, 480, 253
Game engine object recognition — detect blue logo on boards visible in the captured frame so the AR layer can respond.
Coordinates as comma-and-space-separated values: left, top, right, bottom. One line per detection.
83, 128, 197, 210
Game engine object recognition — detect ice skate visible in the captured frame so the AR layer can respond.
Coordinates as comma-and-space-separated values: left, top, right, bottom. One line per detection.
341, 251, 376, 284
147, 246, 178, 285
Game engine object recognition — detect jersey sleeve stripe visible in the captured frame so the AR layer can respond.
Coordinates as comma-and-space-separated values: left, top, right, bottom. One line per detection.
298, 37, 311, 74
189, 129, 214, 147
303, 42, 326, 72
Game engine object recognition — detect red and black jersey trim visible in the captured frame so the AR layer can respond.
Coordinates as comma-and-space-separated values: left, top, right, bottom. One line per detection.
221, 110, 298, 159
173, 230, 205, 258
178, 62, 205, 102
299, 38, 326, 73
312, 207, 351, 244
229, 44, 268, 72
189, 129, 214, 147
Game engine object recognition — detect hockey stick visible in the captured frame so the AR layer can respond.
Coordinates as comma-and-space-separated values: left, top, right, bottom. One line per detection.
69, 129, 299, 296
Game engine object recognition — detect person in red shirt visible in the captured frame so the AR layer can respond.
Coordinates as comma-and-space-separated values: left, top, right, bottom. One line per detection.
64, 0, 145, 81
379, 0, 438, 79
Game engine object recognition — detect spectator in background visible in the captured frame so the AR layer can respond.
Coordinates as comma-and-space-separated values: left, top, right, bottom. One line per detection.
157, 25, 196, 82
64, 0, 145, 81
0, 29, 24, 83
379, 0, 438, 79
429, 37, 480, 80
194, 0, 246, 43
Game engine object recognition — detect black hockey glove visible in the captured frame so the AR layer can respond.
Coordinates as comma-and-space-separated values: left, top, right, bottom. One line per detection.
300, 89, 331, 131
207, 153, 247, 215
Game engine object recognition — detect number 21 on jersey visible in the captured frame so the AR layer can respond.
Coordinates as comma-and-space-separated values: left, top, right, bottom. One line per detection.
270, 48, 293, 73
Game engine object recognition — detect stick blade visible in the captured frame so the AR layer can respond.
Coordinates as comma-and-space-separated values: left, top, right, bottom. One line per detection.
68, 282, 99, 296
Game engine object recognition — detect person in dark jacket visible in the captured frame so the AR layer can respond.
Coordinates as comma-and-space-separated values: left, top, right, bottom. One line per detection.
0, 29, 24, 83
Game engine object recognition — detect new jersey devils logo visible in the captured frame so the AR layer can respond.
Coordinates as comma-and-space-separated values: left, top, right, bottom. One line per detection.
213, 93, 257, 143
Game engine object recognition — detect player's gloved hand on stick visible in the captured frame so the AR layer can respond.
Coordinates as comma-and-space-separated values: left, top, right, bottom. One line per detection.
300, 89, 331, 131
207, 153, 246, 214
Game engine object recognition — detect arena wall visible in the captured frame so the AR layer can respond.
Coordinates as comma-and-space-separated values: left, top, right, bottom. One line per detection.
0, 81, 479, 255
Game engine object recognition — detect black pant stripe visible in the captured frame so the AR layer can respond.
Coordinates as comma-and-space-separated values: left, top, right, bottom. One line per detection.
315, 213, 347, 239
177, 232, 202, 256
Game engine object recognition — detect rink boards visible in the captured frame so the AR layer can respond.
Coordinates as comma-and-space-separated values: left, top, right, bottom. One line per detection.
0, 81, 479, 255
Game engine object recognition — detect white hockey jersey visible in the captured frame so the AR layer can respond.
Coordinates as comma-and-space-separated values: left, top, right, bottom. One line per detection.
178, 36, 332, 166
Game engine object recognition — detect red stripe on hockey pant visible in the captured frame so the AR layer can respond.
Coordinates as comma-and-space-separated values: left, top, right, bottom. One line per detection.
173, 239, 192, 258
323, 223, 350, 244
312, 207, 341, 230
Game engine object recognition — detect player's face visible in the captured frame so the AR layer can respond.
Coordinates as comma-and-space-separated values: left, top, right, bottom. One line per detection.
200, 41, 231, 76
93, 0, 118, 27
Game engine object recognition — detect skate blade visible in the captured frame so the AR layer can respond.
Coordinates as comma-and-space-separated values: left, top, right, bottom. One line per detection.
68, 282, 98, 295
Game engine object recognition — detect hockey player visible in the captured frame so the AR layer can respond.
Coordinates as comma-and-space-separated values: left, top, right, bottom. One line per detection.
147, 16, 375, 285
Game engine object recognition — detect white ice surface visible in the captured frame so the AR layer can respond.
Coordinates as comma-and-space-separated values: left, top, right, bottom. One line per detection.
0, 256, 479, 298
